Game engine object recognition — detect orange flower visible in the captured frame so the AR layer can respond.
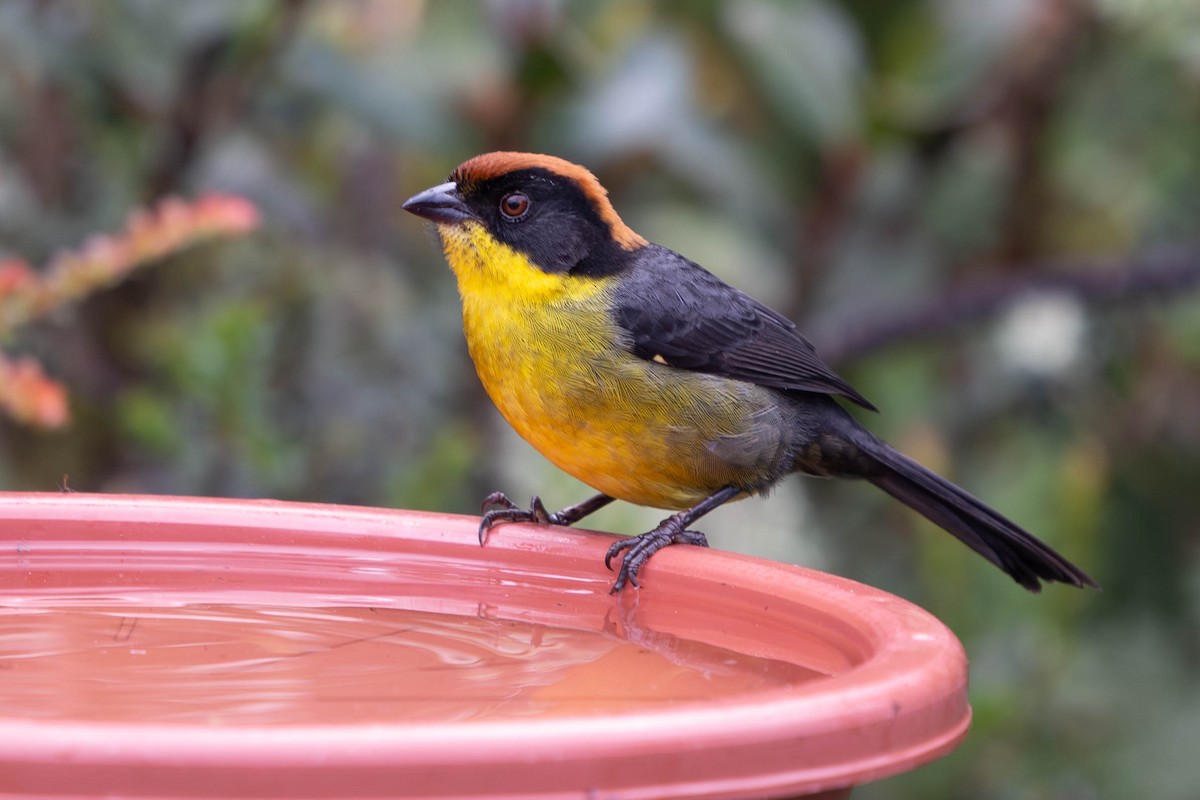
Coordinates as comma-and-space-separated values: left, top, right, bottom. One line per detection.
0, 355, 70, 428
0, 259, 36, 297
42, 194, 261, 305
1, 193, 259, 428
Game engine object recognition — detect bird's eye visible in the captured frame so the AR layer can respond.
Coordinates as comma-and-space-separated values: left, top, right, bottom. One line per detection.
499, 192, 531, 220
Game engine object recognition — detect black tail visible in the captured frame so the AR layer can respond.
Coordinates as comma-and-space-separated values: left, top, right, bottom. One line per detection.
860, 439, 1098, 591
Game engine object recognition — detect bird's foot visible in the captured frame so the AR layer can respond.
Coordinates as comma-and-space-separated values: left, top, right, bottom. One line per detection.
604, 522, 709, 593
478, 492, 558, 544
478, 491, 617, 545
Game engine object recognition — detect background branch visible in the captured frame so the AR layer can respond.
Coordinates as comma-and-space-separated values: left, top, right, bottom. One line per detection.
818, 247, 1200, 363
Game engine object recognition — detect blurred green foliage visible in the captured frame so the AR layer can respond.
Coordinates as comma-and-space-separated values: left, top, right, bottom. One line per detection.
2, 1, 1199, 797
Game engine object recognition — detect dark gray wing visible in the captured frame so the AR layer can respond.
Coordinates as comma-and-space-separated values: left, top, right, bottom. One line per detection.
612, 245, 876, 410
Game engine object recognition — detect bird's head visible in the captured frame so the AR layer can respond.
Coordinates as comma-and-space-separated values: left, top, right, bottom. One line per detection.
402, 152, 646, 278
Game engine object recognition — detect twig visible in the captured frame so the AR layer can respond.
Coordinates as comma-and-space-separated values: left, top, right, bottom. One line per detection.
816, 247, 1200, 364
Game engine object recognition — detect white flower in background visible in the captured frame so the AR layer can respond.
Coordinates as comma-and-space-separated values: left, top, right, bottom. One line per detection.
995, 291, 1087, 377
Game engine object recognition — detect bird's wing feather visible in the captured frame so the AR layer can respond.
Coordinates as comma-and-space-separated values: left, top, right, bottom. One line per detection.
611, 246, 877, 410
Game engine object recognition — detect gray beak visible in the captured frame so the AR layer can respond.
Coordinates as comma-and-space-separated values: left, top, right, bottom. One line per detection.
401, 181, 475, 225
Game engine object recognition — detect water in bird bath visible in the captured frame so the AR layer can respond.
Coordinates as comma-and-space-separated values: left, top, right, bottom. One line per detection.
0, 600, 823, 725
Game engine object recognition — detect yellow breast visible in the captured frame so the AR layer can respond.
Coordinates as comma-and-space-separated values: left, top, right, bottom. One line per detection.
437, 222, 786, 509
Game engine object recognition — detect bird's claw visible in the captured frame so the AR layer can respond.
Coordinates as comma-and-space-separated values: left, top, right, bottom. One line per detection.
605, 527, 709, 593
477, 492, 557, 545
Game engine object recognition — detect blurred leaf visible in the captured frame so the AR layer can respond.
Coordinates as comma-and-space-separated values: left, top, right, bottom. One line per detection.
723, 0, 866, 144
117, 386, 181, 456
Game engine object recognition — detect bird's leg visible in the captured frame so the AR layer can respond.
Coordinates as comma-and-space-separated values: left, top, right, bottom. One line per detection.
478, 492, 614, 544
605, 485, 741, 593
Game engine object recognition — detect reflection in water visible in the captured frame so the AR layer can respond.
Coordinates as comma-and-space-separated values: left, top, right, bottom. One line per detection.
0, 603, 822, 725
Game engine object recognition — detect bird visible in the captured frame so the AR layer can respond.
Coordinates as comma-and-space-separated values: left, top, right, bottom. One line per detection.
402, 151, 1098, 594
